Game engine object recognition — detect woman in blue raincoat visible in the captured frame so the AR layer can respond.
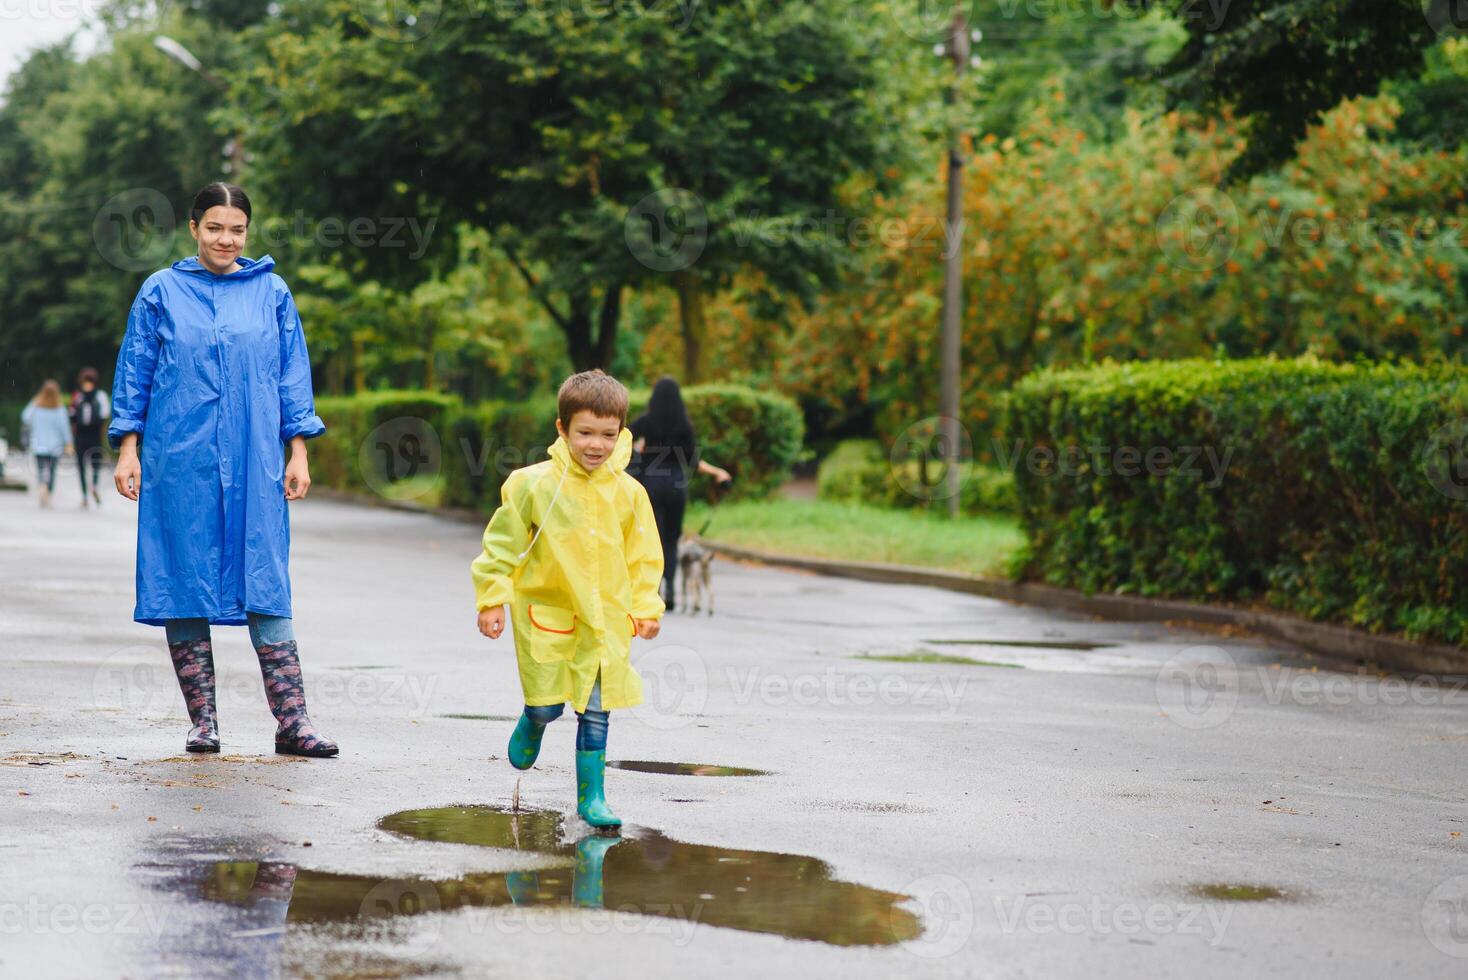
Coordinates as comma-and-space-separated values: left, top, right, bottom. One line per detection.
109, 183, 336, 757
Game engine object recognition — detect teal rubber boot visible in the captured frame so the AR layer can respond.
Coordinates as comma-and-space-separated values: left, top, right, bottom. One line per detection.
575, 749, 621, 828
508, 714, 546, 771
572, 833, 620, 907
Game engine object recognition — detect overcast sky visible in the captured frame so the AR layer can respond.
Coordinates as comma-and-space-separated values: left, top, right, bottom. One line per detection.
0, 4, 102, 94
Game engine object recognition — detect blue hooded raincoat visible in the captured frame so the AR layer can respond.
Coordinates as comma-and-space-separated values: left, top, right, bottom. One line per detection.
108, 255, 325, 626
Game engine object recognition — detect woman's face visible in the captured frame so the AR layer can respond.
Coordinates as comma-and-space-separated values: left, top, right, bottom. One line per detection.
190, 205, 249, 273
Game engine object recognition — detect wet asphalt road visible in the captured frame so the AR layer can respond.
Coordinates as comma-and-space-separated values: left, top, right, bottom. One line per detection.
2, 453, 1467, 978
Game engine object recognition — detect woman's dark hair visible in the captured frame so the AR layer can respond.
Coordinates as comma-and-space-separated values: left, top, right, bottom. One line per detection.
77, 367, 98, 386
641, 376, 694, 443
190, 183, 252, 225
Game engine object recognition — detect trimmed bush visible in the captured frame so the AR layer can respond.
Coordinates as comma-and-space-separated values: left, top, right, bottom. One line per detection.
312, 383, 803, 513
816, 438, 1019, 516
628, 383, 805, 502
1003, 357, 1468, 645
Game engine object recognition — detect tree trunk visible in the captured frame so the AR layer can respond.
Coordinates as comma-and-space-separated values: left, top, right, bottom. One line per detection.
675, 268, 708, 383
352, 335, 366, 394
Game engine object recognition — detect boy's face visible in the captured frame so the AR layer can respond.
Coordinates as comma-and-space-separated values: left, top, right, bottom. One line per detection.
557, 410, 622, 471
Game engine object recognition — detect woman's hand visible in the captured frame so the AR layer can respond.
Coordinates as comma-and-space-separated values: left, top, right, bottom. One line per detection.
633, 618, 661, 640
114, 437, 140, 500
697, 459, 733, 485
284, 437, 311, 500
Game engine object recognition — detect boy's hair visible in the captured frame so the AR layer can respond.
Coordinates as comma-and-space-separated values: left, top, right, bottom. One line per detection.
557, 369, 629, 428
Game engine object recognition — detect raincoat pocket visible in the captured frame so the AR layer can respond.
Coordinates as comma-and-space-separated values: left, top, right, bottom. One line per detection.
525, 603, 577, 664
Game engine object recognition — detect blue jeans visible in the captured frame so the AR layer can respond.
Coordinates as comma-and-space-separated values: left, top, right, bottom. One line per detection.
34, 455, 58, 493
523, 678, 610, 752
165, 612, 295, 647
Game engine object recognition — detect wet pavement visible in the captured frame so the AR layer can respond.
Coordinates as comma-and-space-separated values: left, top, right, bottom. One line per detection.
2, 456, 1468, 977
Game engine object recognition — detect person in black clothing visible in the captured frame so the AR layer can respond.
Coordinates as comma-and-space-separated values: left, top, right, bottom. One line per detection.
628, 377, 732, 610
70, 366, 111, 509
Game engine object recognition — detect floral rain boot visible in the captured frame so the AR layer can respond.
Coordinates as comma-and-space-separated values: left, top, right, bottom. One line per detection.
255, 640, 338, 758
168, 637, 220, 753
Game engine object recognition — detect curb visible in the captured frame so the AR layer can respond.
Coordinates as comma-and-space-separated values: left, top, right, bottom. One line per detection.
698, 540, 1468, 676
306, 486, 1468, 675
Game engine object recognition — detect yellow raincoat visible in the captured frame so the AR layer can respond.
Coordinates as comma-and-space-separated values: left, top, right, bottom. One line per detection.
471, 426, 664, 711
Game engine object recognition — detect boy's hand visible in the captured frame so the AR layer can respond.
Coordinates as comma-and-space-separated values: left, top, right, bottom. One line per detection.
633, 618, 660, 640
478, 605, 506, 639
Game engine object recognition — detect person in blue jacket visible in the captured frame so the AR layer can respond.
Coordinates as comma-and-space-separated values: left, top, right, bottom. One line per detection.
109, 183, 337, 758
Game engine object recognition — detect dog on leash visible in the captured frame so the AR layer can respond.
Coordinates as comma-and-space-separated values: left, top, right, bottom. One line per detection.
678, 534, 714, 615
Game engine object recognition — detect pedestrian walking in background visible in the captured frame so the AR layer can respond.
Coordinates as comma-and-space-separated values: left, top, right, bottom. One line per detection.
628, 376, 732, 610
110, 182, 337, 758
21, 380, 73, 508
70, 366, 110, 509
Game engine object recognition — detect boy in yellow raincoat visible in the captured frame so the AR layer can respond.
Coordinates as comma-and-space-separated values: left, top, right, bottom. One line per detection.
472, 369, 665, 828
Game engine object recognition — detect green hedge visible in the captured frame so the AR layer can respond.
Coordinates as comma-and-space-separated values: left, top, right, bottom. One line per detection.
1003, 357, 1468, 645
312, 383, 803, 512
816, 438, 1019, 516
627, 383, 805, 502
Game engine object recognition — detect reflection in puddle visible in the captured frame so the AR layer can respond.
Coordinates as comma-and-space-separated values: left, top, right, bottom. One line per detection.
856, 652, 1022, 668
376, 805, 922, 945
606, 760, 768, 777
141, 808, 925, 956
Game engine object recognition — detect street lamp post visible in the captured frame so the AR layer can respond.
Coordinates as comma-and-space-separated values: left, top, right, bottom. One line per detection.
937, 10, 980, 518
153, 36, 245, 175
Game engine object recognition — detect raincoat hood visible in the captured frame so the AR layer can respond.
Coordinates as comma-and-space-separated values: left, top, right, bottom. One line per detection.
171, 254, 278, 279
547, 425, 634, 479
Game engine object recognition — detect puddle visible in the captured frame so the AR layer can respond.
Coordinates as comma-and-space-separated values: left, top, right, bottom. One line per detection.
1189, 882, 1289, 902
373, 805, 922, 945
606, 761, 769, 777
438, 713, 520, 722
856, 652, 1022, 668
922, 638, 1118, 651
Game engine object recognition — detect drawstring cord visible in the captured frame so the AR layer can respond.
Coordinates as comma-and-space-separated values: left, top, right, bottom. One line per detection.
517, 458, 571, 561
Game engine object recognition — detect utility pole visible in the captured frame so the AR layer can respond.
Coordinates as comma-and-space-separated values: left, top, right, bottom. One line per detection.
938, 9, 978, 518
154, 36, 245, 174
